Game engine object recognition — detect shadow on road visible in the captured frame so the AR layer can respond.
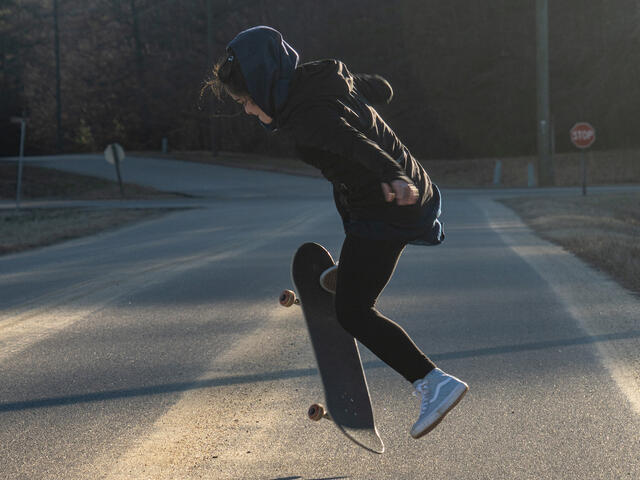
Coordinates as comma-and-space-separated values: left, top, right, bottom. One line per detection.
270, 477, 348, 480
2, 330, 638, 413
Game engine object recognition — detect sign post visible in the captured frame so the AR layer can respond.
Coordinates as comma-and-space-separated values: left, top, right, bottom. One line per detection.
10, 116, 28, 210
104, 143, 126, 197
570, 122, 595, 196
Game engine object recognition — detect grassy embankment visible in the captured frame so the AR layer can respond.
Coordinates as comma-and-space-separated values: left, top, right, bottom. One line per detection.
0, 164, 181, 255
500, 193, 640, 296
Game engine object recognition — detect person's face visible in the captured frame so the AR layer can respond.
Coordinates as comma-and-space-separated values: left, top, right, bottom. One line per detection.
231, 93, 273, 124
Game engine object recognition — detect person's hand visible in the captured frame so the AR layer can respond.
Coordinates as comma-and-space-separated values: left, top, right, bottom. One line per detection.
381, 180, 419, 206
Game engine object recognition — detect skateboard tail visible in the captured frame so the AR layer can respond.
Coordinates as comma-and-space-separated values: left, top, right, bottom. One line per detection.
321, 341, 385, 454
337, 423, 385, 454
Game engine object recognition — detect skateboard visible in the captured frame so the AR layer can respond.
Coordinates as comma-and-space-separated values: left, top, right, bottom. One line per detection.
279, 242, 384, 454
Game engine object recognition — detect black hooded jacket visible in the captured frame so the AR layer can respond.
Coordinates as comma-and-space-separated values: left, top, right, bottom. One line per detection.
275, 59, 433, 227
228, 27, 442, 244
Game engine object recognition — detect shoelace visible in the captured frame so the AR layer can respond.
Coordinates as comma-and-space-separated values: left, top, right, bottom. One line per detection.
413, 382, 432, 415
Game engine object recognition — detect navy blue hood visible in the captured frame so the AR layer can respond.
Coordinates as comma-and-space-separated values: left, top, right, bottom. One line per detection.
227, 26, 299, 119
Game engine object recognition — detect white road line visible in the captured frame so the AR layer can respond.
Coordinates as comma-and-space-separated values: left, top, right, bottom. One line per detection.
478, 197, 640, 416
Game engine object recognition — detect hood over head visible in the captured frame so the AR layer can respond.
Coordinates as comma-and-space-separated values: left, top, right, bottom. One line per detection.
227, 26, 299, 119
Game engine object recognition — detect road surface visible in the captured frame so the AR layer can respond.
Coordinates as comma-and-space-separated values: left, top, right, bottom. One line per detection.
1, 155, 638, 479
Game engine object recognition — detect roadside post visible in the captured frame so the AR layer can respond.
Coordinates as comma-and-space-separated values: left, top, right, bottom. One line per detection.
104, 143, 126, 197
527, 163, 537, 187
493, 160, 502, 186
10, 116, 28, 210
570, 122, 596, 196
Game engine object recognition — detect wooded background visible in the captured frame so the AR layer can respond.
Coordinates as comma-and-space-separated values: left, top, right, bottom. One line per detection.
2, 0, 639, 159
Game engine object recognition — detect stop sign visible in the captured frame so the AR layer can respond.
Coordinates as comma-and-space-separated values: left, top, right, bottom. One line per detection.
570, 122, 596, 149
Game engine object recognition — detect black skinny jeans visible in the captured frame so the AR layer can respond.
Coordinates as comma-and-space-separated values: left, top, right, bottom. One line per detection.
334, 234, 437, 384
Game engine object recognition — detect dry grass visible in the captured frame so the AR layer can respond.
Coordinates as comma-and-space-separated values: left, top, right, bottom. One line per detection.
136, 148, 640, 188
0, 208, 172, 255
0, 165, 181, 256
420, 149, 640, 187
500, 192, 640, 295
0, 164, 184, 200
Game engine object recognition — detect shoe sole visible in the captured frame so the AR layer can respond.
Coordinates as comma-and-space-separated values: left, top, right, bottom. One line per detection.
411, 384, 469, 439
319, 265, 338, 293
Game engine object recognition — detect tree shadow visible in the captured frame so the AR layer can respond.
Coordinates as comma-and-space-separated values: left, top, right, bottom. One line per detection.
1, 330, 637, 413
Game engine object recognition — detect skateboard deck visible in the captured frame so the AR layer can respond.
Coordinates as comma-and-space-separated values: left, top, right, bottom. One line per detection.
280, 242, 384, 454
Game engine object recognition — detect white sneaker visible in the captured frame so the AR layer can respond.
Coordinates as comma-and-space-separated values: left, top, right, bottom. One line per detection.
319, 264, 338, 293
411, 368, 468, 439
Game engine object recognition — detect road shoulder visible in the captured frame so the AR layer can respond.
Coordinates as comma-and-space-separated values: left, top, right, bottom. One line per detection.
478, 196, 640, 416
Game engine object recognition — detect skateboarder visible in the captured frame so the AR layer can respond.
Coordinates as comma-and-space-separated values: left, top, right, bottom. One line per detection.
204, 26, 468, 439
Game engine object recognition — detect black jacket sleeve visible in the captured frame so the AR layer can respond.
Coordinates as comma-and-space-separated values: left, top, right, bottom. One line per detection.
290, 105, 412, 185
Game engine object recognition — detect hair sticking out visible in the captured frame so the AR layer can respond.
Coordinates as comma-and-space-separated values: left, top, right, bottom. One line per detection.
201, 50, 250, 101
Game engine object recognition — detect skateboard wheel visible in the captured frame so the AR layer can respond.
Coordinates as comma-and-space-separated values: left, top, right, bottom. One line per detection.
279, 289, 299, 307
308, 403, 327, 421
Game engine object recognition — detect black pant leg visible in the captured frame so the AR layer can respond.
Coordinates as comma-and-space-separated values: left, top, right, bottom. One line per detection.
334, 234, 436, 383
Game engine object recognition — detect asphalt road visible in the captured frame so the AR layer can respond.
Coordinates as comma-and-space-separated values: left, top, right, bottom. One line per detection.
1, 156, 639, 479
